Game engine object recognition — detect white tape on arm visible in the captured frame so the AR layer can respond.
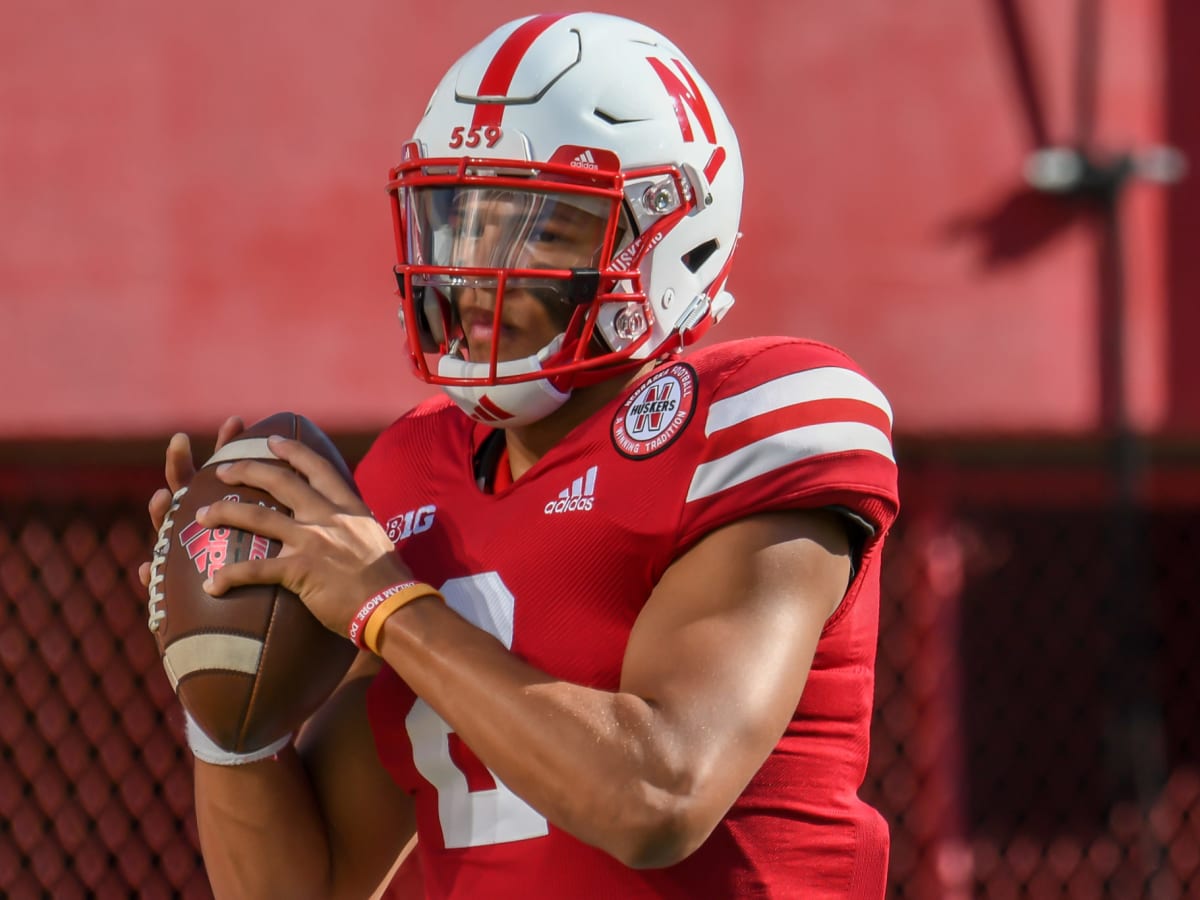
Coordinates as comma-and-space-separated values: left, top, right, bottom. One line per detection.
185, 712, 292, 766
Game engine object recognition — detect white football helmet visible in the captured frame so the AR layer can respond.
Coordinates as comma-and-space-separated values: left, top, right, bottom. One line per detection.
387, 12, 743, 426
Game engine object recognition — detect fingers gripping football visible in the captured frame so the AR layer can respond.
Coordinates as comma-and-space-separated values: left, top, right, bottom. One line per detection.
146, 412, 358, 754
139, 419, 244, 592
201, 437, 406, 636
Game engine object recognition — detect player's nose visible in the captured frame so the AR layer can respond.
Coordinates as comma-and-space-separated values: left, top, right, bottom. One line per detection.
454, 280, 499, 316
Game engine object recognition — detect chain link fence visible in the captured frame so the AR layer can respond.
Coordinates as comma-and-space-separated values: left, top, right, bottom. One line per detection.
1, 441, 1197, 898
0, 464, 208, 899
868, 447, 1200, 898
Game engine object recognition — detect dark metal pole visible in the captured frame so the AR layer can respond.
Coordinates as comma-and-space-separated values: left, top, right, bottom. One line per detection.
1027, 145, 1184, 884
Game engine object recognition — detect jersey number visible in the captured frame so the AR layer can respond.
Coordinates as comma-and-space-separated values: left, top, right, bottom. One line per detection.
403, 572, 550, 848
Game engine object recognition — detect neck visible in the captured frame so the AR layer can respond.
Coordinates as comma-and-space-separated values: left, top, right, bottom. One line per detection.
504, 363, 653, 480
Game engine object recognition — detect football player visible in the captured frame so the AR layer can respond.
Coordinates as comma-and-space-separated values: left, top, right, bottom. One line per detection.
142, 12, 899, 899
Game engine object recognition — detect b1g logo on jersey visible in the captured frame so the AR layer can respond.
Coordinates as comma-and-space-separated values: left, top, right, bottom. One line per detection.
611, 363, 697, 459
387, 505, 437, 543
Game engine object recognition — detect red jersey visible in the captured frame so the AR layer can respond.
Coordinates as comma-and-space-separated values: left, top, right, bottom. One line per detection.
359, 336, 899, 899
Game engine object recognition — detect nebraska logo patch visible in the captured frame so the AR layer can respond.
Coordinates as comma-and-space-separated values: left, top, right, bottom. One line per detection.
612, 363, 697, 458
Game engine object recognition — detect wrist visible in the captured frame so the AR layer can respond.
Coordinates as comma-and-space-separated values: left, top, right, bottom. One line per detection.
348, 580, 444, 654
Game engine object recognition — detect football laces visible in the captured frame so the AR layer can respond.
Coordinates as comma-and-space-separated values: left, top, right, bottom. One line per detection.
146, 486, 188, 635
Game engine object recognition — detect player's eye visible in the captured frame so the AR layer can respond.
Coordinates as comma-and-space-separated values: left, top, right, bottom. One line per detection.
530, 226, 564, 245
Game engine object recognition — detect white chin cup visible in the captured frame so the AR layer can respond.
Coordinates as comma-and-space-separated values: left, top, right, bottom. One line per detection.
438, 336, 571, 428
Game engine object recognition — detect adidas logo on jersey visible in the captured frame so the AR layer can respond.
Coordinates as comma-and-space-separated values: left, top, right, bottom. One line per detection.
569, 149, 599, 170
544, 466, 598, 514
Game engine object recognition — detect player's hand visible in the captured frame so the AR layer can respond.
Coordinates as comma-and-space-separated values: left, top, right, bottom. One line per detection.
138, 416, 244, 590
192, 434, 412, 637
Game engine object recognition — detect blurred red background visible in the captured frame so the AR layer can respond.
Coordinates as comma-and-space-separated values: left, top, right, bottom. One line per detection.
1, 0, 1193, 439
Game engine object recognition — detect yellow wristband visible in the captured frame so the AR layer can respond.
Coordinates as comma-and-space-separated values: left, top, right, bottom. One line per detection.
361, 582, 443, 655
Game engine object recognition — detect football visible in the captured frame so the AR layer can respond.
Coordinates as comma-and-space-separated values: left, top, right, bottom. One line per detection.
146, 412, 358, 753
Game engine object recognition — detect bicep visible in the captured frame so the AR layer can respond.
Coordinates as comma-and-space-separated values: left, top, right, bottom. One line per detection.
298, 652, 418, 900
620, 509, 852, 818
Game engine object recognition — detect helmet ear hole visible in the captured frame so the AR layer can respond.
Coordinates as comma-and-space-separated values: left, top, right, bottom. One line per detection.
682, 239, 719, 274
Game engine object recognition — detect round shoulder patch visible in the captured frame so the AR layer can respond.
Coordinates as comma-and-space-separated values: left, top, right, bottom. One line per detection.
611, 363, 697, 459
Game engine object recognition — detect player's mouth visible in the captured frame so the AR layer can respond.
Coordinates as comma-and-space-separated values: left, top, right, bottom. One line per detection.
459, 310, 515, 361
464, 317, 497, 343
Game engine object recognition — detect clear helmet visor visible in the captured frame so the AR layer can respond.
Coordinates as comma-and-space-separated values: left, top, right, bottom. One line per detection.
401, 185, 629, 360
407, 185, 615, 287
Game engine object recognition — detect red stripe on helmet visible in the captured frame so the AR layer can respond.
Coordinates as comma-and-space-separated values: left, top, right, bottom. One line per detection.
471, 14, 569, 130
704, 146, 727, 184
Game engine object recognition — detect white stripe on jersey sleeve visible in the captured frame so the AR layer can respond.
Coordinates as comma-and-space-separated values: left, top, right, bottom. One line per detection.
687, 421, 895, 503
705, 366, 894, 437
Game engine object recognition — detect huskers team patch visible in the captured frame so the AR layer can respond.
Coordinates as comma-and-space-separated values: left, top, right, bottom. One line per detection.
611, 363, 697, 458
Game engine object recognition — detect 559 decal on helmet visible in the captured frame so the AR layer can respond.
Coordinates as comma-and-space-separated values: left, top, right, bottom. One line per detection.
448, 125, 502, 149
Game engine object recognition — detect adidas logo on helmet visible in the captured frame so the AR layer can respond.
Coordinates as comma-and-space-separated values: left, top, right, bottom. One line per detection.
569, 149, 599, 170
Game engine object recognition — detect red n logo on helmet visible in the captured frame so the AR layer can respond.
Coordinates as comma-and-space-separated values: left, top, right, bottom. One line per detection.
647, 58, 717, 144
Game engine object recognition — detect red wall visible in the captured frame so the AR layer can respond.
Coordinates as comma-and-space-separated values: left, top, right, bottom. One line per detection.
0, 0, 1188, 438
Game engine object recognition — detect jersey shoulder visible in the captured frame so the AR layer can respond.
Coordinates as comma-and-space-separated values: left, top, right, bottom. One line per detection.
677, 336, 898, 536
354, 394, 472, 503
687, 335, 882, 394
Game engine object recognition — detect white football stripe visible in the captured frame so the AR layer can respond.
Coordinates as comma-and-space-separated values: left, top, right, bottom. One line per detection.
162, 633, 263, 689
705, 367, 893, 437
205, 438, 280, 466
687, 422, 894, 503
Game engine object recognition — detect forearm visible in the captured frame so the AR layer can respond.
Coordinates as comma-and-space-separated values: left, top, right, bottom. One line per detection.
376, 599, 709, 866
194, 751, 333, 900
